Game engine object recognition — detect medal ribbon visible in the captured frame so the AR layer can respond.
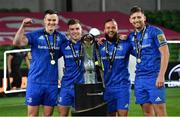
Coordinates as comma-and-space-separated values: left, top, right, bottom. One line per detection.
105, 39, 120, 71
44, 30, 57, 63
133, 26, 146, 63
69, 41, 83, 67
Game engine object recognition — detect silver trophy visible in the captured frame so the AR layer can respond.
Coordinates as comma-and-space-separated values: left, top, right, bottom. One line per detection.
73, 29, 107, 114
81, 33, 97, 84
81, 28, 101, 84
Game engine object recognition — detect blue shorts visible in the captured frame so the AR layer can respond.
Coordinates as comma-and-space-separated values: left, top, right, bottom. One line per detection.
104, 87, 131, 113
134, 78, 166, 104
57, 87, 75, 107
26, 83, 58, 106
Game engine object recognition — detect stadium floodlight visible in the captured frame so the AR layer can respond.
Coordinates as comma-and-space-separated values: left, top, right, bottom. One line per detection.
3, 48, 31, 94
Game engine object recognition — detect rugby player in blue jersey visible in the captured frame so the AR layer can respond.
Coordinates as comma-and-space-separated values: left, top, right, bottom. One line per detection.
13, 10, 68, 116
128, 6, 169, 116
99, 19, 133, 116
57, 19, 84, 116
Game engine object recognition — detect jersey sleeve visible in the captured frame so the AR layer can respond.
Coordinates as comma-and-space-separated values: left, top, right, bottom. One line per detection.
59, 32, 69, 43
127, 33, 136, 56
25, 31, 36, 45
153, 27, 167, 48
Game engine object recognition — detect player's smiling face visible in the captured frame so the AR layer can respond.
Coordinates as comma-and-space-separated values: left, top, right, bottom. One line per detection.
129, 12, 146, 31
44, 14, 59, 33
104, 21, 118, 39
68, 23, 82, 41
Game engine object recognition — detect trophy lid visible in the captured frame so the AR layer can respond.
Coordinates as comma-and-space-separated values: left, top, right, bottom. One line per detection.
89, 28, 100, 37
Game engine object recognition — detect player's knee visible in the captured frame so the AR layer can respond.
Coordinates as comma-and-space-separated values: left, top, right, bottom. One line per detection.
43, 111, 53, 117
141, 104, 154, 116
58, 106, 69, 116
28, 110, 39, 116
142, 107, 154, 116
59, 111, 69, 116
28, 106, 39, 116
153, 104, 167, 116
117, 110, 128, 116
143, 111, 154, 116
43, 106, 54, 116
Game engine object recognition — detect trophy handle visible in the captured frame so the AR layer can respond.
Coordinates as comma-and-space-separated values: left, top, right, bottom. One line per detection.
95, 43, 105, 88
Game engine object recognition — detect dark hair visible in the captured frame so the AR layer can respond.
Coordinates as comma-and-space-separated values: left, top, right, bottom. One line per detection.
104, 18, 117, 26
67, 19, 81, 25
130, 6, 144, 16
44, 9, 58, 16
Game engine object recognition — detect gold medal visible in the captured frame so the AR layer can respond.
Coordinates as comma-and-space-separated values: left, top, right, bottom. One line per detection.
137, 58, 141, 63
51, 60, 55, 65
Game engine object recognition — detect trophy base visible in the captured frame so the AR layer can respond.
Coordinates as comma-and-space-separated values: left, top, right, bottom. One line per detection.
73, 83, 107, 116
72, 102, 107, 116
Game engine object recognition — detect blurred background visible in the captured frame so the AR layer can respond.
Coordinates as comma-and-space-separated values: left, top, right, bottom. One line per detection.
1, 0, 180, 12
0, 0, 180, 116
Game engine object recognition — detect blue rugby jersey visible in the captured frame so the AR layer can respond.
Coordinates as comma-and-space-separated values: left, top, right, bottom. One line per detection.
99, 38, 132, 88
60, 40, 84, 88
26, 29, 67, 85
128, 25, 167, 78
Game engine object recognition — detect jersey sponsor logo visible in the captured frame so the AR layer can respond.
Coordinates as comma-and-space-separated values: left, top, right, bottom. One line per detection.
101, 45, 123, 51
142, 44, 151, 48
101, 56, 125, 60
155, 97, 162, 102
115, 56, 125, 59
157, 34, 166, 44
65, 55, 73, 58
38, 45, 60, 50
38, 45, 48, 49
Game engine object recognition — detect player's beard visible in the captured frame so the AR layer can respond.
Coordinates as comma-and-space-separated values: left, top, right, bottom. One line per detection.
105, 33, 118, 42
134, 21, 145, 31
